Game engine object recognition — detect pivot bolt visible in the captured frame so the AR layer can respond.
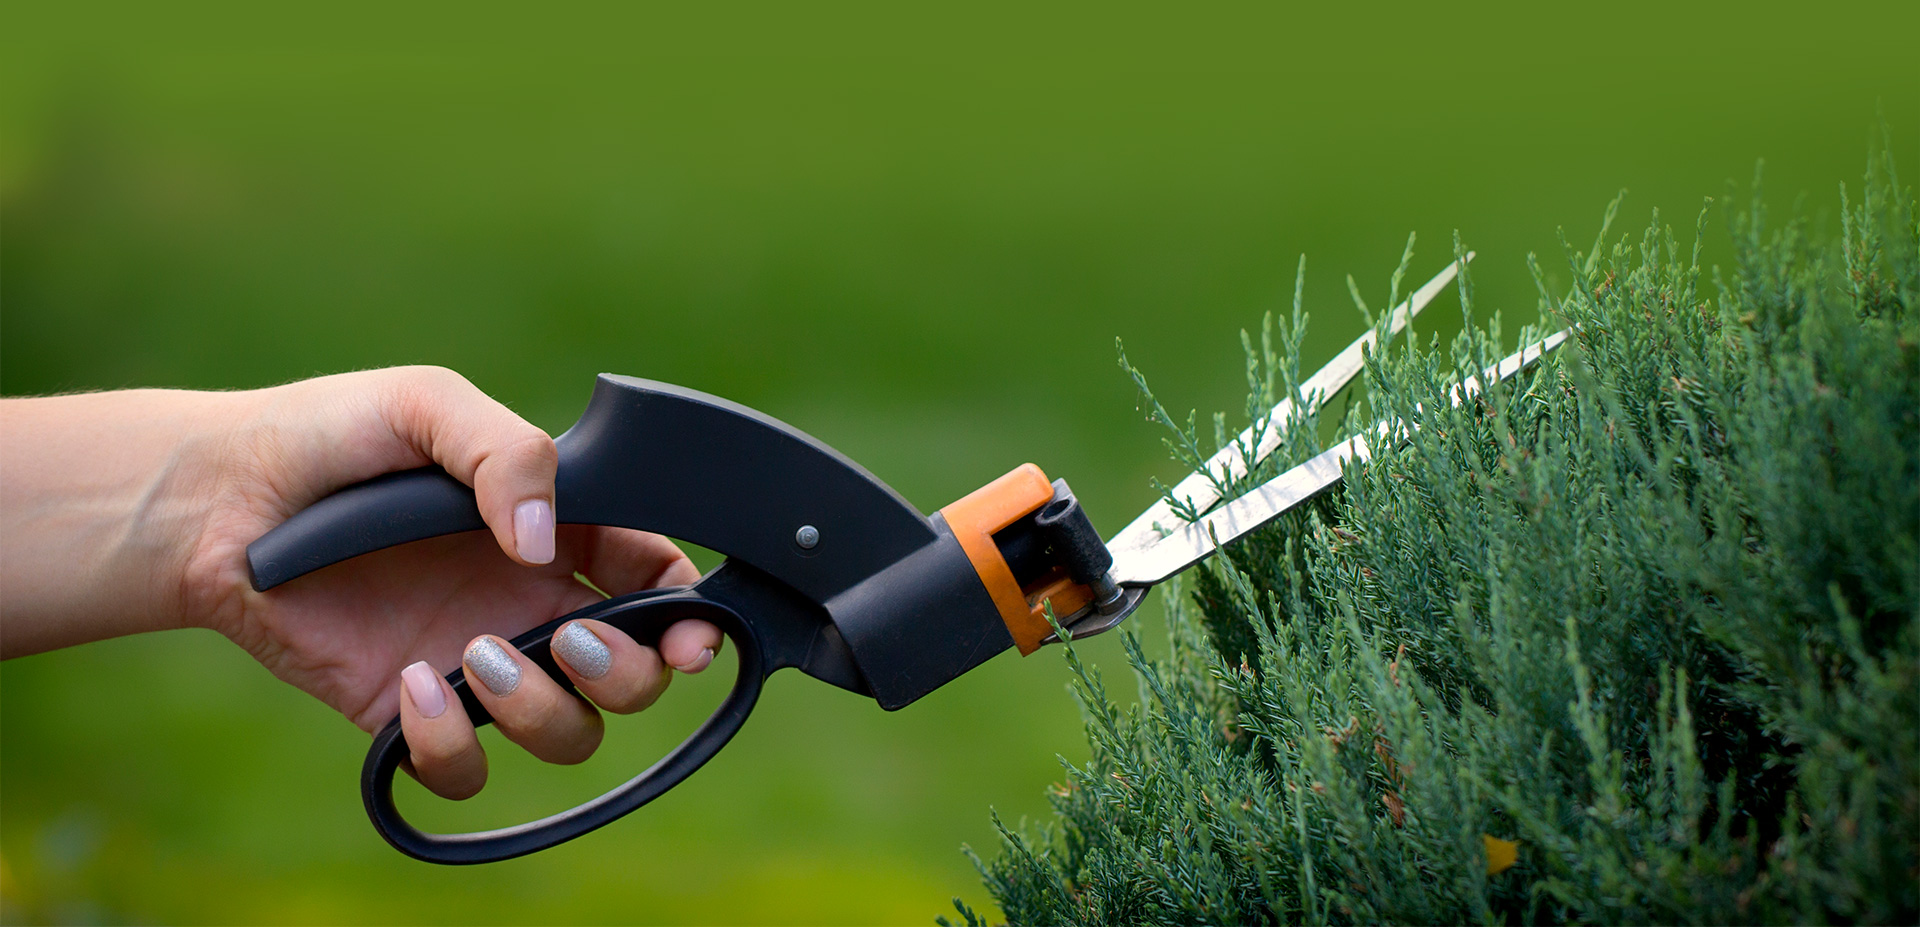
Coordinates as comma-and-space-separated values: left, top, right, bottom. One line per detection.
795, 525, 820, 549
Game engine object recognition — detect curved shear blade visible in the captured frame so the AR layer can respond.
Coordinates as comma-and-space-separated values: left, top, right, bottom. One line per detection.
1108, 329, 1569, 588
1104, 255, 1471, 567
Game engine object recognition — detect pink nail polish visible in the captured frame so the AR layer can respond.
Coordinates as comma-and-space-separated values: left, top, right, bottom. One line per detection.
403, 661, 447, 719
514, 499, 555, 564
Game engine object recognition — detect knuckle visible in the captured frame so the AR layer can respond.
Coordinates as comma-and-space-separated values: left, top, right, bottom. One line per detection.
519, 704, 601, 765
415, 725, 467, 762
378, 366, 468, 440
389, 365, 469, 407
501, 433, 559, 474
471, 433, 557, 498
401, 364, 469, 391
440, 736, 482, 769
506, 691, 563, 733
594, 684, 650, 715
412, 736, 486, 799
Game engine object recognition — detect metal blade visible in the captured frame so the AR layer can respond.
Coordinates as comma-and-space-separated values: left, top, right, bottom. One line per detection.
1105, 254, 1471, 562
1108, 329, 1569, 587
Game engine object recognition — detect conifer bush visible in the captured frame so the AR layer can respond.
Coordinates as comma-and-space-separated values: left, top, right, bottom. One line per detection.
950, 136, 1918, 925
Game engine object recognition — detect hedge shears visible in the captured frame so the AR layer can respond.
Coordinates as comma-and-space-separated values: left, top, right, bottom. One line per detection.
247, 256, 1566, 864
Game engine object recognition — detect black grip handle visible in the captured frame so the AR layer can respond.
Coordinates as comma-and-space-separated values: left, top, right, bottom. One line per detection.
250, 469, 484, 591
364, 584, 765, 864
248, 374, 940, 608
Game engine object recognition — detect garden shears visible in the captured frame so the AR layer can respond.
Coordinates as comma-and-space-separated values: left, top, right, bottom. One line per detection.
247, 257, 1567, 864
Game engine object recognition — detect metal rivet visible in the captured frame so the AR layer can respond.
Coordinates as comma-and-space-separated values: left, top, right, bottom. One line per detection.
795, 525, 820, 549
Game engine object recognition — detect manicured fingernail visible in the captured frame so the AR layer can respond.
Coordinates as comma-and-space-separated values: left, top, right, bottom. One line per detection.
465, 637, 521, 696
674, 647, 715, 673
553, 622, 611, 679
514, 499, 555, 564
402, 661, 447, 718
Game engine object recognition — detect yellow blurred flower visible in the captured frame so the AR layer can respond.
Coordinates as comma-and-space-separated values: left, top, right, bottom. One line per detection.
1483, 835, 1519, 875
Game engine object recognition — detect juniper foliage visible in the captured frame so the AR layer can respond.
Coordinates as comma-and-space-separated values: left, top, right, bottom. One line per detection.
949, 137, 1919, 925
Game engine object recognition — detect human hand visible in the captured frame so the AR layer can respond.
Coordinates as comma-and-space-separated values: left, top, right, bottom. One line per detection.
1, 366, 720, 801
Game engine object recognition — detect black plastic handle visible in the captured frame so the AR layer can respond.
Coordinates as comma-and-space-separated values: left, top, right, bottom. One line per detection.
363, 560, 844, 864
249, 468, 487, 590
250, 374, 937, 606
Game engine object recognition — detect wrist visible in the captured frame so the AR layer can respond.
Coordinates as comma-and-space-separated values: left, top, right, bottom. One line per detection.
168, 389, 273, 639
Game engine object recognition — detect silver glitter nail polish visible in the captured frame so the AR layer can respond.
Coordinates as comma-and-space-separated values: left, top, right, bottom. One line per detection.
553, 622, 612, 679
464, 637, 521, 696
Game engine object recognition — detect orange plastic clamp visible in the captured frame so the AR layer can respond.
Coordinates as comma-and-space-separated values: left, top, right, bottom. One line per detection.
941, 463, 1092, 655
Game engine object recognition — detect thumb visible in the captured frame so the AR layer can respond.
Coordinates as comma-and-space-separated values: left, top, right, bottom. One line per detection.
366, 366, 559, 566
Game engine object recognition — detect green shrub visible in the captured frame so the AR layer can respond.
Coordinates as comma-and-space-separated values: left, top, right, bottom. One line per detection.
950, 133, 1918, 925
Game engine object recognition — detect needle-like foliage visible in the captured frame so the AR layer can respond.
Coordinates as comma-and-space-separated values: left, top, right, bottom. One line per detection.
948, 132, 1919, 925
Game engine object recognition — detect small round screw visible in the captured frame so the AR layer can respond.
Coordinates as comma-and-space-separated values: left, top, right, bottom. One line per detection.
795, 525, 820, 549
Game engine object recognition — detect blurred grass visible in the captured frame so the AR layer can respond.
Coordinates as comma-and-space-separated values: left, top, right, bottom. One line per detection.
2, 3, 1916, 924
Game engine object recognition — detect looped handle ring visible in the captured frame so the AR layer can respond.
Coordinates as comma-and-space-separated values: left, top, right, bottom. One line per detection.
361, 586, 766, 865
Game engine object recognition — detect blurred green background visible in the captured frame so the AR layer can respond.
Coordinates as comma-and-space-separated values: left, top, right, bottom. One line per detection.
2, 4, 1913, 924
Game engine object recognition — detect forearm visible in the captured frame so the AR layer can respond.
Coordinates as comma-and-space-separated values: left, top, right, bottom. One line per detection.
0, 390, 251, 655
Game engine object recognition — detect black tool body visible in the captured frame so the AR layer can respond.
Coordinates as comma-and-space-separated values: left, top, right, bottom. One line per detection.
248, 374, 1142, 864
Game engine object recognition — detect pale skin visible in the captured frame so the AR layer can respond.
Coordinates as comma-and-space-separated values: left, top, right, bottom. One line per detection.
0, 366, 722, 801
